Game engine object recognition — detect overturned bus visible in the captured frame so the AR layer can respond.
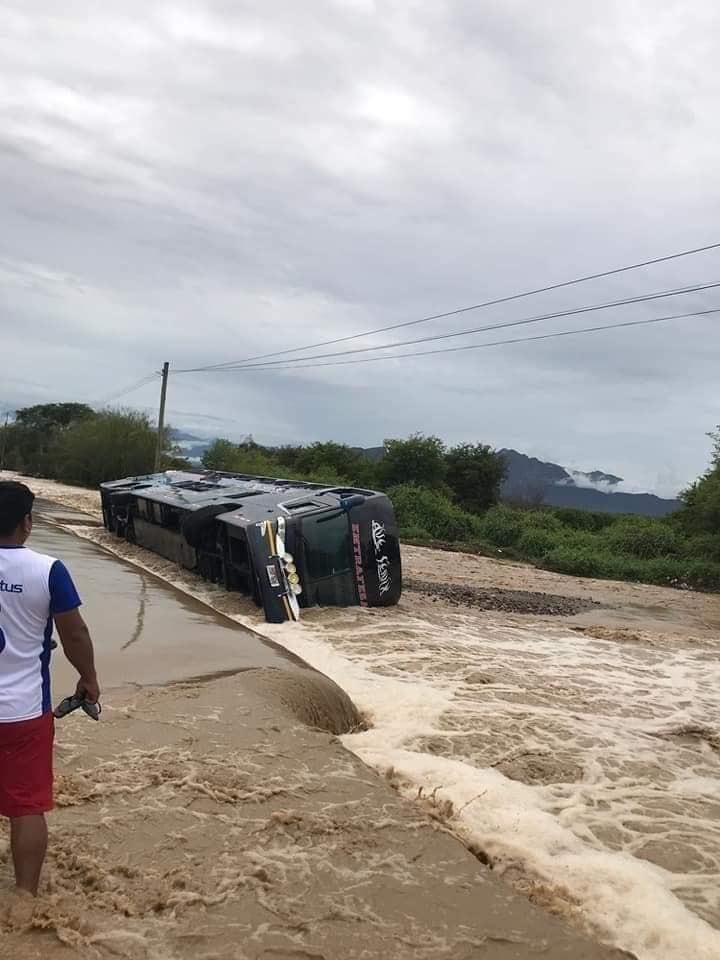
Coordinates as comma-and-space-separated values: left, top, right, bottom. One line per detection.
99, 470, 402, 623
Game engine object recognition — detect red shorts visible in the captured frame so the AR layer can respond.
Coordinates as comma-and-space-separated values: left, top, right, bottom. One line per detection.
0, 712, 54, 818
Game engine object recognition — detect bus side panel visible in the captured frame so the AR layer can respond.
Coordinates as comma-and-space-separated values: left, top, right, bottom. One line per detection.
133, 517, 198, 570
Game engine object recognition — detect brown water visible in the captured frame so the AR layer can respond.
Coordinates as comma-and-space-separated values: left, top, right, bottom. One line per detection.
30, 521, 295, 698
18, 485, 720, 959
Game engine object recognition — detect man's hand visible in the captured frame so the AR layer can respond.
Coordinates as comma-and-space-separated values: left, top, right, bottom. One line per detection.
76, 676, 100, 704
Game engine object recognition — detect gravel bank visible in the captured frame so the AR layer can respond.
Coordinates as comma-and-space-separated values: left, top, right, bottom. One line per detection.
405, 577, 599, 616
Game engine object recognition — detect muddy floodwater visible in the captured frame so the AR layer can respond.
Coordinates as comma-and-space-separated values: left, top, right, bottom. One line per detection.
31, 519, 296, 697
8, 479, 720, 959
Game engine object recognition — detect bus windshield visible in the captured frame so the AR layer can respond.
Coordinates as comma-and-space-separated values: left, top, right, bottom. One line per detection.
300, 512, 351, 581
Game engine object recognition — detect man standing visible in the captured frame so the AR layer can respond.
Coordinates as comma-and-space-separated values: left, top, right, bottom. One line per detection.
0, 481, 99, 896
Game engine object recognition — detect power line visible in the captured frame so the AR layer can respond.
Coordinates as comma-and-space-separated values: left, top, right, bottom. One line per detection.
99, 373, 159, 405
178, 279, 720, 372
201, 306, 719, 373
175, 240, 720, 373
3, 375, 51, 392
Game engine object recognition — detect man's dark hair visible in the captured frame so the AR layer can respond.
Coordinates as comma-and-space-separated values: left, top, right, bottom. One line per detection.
0, 481, 35, 537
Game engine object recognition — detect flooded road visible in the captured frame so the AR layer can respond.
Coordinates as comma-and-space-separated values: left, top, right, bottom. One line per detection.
13, 480, 720, 960
31, 520, 295, 696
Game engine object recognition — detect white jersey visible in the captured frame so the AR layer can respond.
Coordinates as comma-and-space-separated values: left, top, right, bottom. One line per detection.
0, 545, 81, 722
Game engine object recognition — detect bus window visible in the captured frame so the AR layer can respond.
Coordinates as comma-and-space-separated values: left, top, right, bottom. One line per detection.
301, 513, 351, 580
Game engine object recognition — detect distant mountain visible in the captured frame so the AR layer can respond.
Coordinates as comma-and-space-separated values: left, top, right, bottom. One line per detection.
169, 430, 214, 463
498, 449, 681, 517
353, 446, 385, 463
539, 483, 681, 516
178, 443, 213, 462
169, 429, 205, 443
583, 469, 623, 486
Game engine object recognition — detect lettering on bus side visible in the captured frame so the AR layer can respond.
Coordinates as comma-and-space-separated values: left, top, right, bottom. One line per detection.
371, 520, 392, 596
371, 520, 387, 551
376, 554, 391, 596
351, 522, 368, 606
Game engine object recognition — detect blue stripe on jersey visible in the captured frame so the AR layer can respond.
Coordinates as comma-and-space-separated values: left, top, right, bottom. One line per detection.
41, 618, 53, 714
49, 560, 81, 614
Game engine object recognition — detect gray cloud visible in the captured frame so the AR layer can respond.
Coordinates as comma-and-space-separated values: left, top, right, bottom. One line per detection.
2, 0, 719, 496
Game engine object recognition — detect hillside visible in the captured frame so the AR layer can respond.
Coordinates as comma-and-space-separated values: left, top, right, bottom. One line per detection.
498, 449, 681, 516
172, 431, 681, 517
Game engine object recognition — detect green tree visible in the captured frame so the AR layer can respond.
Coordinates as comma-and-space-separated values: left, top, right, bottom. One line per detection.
377, 435, 447, 490
275, 441, 376, 487
445, 442, 506, 513
680, 427, 720, 534
202, 438, 239, 471
50, 410, 159, 487
15, 403, 95, 431
201, 438, 280, 476
6, 403, 96, 475
272, 444, 304, 473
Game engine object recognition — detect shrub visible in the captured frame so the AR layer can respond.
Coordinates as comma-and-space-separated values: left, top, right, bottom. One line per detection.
388, 483, 477, 542
553, 507, 617, 532
542, 548, 650, 582
677, 560, 720, 591
520, 509, 564, 533
517, 528, 558, 559
592, 553, 645, 582
542, 546, 603, 578
202, 438, 240, 471
480, 506, 524, 547
274, 442, 374, 488
603, 517, 680, 559
635, 557, 720, 591
400, 525, 433, 542
638, 557, 682, 586
300, 466, 351, 487
682, 534, 720, 563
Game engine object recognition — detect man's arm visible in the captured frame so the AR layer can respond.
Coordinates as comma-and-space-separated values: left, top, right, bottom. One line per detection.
49, 559, 100, 703
54, 609, 100, 703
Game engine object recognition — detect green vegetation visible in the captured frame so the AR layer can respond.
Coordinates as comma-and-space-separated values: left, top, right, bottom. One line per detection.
387, 483, 480, 543
1, 403, 186, 486
3, 404, 719, 592
199, 431, 720, 591
445, 443, 508, 514
679, 428, 720, 535
377, 435, 448, 491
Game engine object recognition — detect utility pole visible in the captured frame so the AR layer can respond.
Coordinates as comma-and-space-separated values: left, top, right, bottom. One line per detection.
0, 412, 9, 472
154, 362, 170, 472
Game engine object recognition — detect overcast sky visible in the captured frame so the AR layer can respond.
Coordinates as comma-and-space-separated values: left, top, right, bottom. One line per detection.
2, 1, 719, 495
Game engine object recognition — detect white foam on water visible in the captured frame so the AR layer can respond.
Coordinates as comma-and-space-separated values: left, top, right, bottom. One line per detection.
67, 523, 720, 959
250, 613, 720, 960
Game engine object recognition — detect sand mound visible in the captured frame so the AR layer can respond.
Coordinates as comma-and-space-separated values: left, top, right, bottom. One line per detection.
238, 668, 365, 735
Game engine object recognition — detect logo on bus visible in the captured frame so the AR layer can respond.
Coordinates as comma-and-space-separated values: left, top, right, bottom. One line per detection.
371, 522, 391, 596
372, 520, 388, 550
376, 555, 392, 596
